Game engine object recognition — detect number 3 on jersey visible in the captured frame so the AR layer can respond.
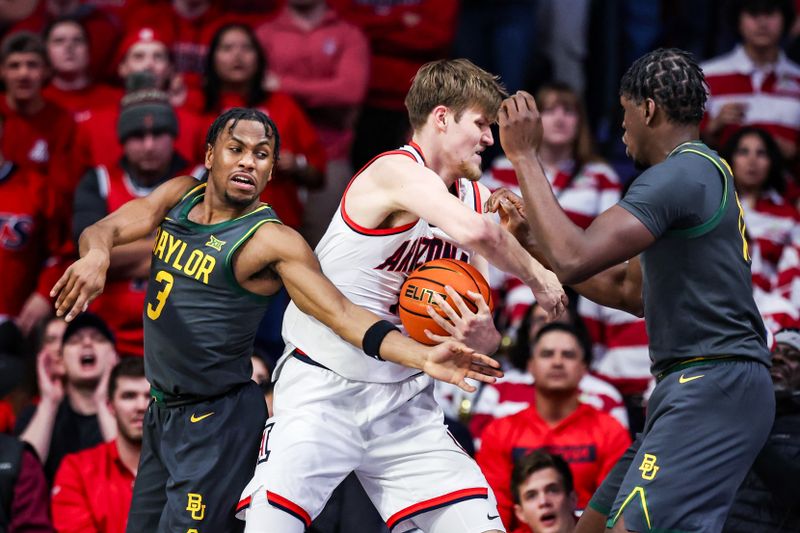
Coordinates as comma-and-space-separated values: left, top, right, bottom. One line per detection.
147, 270, 174, 320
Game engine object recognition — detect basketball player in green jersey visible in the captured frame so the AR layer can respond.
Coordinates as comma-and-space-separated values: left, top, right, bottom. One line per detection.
51, 107, 502, 533
489, 49, 773, 532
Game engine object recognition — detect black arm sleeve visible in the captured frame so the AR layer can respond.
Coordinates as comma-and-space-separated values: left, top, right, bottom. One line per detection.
72, 168, 107, 245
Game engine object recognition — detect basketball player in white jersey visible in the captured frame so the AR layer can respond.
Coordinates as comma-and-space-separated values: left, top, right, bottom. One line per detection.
238, 59, 567, 533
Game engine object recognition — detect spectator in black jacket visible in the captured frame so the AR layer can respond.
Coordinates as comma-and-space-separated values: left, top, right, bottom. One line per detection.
724, 328, 800, 532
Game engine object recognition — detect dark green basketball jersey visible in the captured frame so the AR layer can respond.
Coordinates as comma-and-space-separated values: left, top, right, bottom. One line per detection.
618, 141, 768, 373
143, 182, 281, 397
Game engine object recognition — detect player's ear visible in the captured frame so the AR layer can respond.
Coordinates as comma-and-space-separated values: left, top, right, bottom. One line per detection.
204, 143, 213, 170
643, 98, 656, 125
433, 105, 448, 131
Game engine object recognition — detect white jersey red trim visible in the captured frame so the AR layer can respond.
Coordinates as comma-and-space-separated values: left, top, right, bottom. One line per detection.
278, 143, 485, 383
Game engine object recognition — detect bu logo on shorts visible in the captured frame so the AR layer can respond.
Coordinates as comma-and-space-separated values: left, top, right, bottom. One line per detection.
639, 454, 660, 480
186, 493, 206, 520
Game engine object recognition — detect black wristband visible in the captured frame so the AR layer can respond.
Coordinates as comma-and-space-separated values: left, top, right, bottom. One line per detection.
362, 320, 399, 361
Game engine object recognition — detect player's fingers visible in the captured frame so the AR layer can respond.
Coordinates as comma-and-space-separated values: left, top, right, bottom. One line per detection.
456, 378, 478, 393
472, 352, 502, 370
424, 329, 451, 344
54, 276, 79, 317
431, 292, 463, 325
466, 290, 490, 314
443, 286, 472, 317
50, 271, 69, 298
466, 369, 497, 384
426, 306, 457, 334
65, 291, 92, 322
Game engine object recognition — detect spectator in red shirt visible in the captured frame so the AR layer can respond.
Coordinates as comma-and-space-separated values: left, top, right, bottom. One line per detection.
42, 17, 119, 121
73, 73, 203, 358
15, 313, 119, 483
7, 0, 121, 82
83, 27, 206, 170
256, 0, 370, 245
510, 451, 577, 533
0, 111, 71, 336
123, 0, 243, 90
195, 23, 326, 229
476, 323, 630, 530
0, 32, 80, 193
329, 0, 458, 169
51, 357, 148, 533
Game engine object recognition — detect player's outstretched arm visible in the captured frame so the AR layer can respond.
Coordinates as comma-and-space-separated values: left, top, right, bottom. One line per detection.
373, 156, 567, 320
51, 175, 198, 321
262, 225, 504, 391
486, 187, 644, 316
499, 91, 655, 284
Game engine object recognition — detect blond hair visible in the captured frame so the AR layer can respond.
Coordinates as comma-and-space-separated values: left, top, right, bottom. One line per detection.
405, 58, 508, 130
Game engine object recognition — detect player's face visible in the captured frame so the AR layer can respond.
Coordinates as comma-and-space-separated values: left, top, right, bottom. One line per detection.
445, 107, 493, 181
771, 342, 800, 391
109, 376, 149, 444
46, 21, 89, 76
514, 467, 576, 533
1, 52, 47, 102
120, 42, 172, 89
205, 119, 276, 208
740, 10, 784, 49
731, 133, 770, 191
620, 95, 650, 169
124, 131, 176, 176
540, 98, 579, 150
528, 331, 586, 393
214, 28, 258, 86
61, 328, 119, 388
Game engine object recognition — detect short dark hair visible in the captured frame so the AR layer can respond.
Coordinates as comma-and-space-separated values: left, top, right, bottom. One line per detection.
43, 16, 88, 45
109, 357, 146, 399
205, 107, 281, 162
531, 322, 592, 366
511, 450, 574, 504
730, 0, 795, 35
620, 48, 707, 125
1, 31, 48, 64
721, 126, 786, 194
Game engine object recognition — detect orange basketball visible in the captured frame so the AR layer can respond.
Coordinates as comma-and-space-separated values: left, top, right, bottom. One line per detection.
398, 258, 494, 345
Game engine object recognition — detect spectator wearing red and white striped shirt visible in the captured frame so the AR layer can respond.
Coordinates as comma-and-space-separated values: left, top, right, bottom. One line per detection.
701, 0, 800, 161
721, 126, 800, 292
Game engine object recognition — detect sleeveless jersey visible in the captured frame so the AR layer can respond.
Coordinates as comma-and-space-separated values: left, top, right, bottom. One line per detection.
279, 142, 484, 383
89, 164, 205, 357
144, 182, 282, 397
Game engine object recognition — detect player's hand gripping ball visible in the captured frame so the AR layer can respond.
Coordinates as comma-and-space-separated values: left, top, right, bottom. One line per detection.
398, 258, 493, 345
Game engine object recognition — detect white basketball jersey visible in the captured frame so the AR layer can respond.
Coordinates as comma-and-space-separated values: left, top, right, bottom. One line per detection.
279, 143, 485, 383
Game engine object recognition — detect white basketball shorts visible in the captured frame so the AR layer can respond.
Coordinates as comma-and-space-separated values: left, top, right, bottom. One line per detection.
237, 354, 504, 532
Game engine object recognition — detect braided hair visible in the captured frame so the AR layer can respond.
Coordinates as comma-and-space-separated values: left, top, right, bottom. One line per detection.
620, 48, 708, 125
205, 107, 281, 162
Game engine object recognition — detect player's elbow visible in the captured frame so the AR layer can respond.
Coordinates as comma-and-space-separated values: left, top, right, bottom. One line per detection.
552, 258, 594, 285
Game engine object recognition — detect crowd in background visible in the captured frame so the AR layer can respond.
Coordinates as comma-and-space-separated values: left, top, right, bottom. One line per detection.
0, 0, 799, 532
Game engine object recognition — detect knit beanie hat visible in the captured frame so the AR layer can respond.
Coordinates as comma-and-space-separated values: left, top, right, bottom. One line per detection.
117, 71, 178, 142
